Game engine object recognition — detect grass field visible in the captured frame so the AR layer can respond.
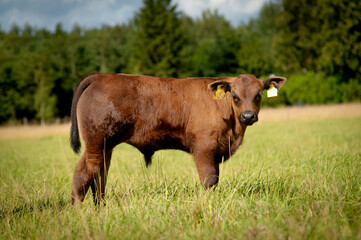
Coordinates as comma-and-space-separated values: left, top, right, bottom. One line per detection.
1, 104, 361, 239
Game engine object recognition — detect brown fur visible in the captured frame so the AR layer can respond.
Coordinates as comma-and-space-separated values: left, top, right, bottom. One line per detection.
70, 73, 286, 204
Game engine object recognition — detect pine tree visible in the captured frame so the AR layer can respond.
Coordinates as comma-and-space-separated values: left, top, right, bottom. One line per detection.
316, 0, 361, 81
191, 10, 240, 77
133, 0, 186, 77
275, 0, 319, 73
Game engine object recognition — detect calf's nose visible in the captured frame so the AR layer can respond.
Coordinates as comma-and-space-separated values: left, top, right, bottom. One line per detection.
240, 111, 258, 125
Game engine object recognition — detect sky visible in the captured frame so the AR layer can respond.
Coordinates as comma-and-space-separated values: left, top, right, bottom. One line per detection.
0, 0, 268, 32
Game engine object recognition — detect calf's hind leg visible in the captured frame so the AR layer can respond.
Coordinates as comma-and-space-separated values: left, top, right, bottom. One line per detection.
71, 150, 104, 204
90, 150, 113, 205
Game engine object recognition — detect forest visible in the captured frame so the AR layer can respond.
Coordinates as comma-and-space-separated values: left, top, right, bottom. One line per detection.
0, 0, 360, 124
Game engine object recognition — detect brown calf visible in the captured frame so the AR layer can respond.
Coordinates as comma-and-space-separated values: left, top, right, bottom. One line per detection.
70, 73, 286, 204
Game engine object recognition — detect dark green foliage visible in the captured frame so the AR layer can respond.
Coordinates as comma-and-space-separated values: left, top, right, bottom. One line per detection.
190, 10, 240, 77
0, 0, 360, 123
237, 1, 281, 77
315, 0, 361, 81
0, 23, 133, 123
275, 0, 319, 73
0, 24, 37, 122
275, 0, 361, 81
132, 0, 186, 77
283, 72, 341, 105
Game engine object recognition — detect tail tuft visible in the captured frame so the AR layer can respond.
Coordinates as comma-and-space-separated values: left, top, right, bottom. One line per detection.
70, 121, 81, 154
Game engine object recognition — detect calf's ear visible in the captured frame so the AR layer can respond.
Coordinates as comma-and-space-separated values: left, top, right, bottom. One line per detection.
262, 76, 287, 90
208, 81, 231, 93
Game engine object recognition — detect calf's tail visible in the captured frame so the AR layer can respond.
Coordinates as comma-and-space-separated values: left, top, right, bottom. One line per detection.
70, 74, 97, 154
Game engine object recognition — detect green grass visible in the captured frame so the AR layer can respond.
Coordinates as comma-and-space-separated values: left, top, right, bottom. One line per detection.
1, 117, 361, 239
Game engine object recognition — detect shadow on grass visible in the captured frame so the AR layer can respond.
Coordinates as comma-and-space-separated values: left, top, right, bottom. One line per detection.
108, 177, 199, 200
1, 197, 70, 218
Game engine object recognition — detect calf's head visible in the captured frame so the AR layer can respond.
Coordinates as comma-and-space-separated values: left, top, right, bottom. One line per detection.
208, 75, 287, 126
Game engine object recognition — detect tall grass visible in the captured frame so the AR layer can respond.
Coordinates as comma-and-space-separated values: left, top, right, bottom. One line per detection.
1, 117, 360, 239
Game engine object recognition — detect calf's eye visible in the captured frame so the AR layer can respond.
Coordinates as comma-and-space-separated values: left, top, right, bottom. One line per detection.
232, 92, 240, 104
254, 91, 262, 103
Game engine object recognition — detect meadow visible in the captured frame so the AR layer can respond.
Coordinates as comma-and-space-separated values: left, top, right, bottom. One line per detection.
1, 104, 360, 239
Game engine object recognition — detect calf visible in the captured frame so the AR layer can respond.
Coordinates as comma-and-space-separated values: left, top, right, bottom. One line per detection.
70, 73, 286, 204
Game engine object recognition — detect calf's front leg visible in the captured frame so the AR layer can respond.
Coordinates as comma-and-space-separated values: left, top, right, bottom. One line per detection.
192, 148, 219, 189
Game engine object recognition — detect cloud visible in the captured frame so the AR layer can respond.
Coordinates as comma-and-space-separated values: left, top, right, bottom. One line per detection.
0, 0, 142, 31
174, 0, 267, 25
60, 0, 141, 30
0, 0, 265, 32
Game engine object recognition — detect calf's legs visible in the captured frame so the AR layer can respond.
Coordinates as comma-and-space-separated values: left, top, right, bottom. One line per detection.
71, 150, 110, 205
71, 142, 220, 204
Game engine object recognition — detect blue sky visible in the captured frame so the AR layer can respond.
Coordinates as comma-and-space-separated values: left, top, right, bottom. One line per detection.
0, 0, 268, 32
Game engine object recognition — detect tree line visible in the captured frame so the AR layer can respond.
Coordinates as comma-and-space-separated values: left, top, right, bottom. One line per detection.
0, 0, 360, 123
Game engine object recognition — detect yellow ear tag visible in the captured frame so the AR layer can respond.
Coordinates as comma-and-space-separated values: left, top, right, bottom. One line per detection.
214, 85, 226, 100
267, 84, 278, 98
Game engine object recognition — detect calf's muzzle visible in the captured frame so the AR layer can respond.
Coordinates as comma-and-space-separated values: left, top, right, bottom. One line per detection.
239, 110, 258, 125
